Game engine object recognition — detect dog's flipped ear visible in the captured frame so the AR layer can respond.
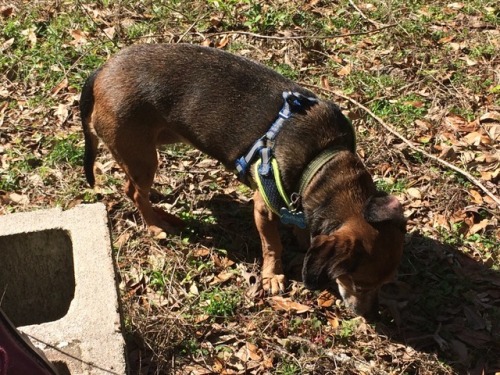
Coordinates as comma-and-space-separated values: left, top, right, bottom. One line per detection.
364, 193, 406, 232
302, 234, 358, 290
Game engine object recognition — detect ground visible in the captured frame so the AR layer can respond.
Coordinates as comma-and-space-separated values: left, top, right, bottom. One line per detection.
0, 1, 499, 374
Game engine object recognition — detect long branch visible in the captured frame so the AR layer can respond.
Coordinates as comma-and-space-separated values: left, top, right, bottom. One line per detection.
304, 84, 500, 208
205, 24, 397, 41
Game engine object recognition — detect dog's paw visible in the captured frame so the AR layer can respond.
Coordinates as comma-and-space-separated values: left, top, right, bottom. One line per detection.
152, 207, 185, 228
262, 274, 286, 295
147, 222, 177, 237
147, 207, 185, 236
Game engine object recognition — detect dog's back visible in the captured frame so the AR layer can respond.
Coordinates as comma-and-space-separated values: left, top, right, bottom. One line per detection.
87, 44, 314, 166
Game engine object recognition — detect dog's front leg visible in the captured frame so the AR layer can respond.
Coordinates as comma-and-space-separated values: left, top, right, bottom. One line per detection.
253, 190, 286, 294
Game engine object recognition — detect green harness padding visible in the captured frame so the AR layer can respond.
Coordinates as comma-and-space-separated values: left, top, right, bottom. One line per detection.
254, 158, 290, 216
253, 117, 357, 229
253, 146, 348, 229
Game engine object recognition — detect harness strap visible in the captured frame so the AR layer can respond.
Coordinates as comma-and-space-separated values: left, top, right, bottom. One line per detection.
254, 159, 308, 229
236, 90, 358, 229
254, 147, 347, 229
254, 159, 290, 215
236, 91, 317, 181
235, 138, 265, 178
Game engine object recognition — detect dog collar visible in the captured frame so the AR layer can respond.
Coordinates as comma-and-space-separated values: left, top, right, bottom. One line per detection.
298, 145, 351, 196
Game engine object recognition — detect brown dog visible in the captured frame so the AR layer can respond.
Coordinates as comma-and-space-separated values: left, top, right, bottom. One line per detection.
81, 43, 406, 318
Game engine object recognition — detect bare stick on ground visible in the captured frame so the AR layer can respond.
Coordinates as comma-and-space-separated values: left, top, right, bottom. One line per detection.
304, 84, 500, 208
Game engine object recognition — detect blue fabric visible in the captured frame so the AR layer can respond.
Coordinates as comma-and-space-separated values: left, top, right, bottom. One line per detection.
236, 91, 317, 181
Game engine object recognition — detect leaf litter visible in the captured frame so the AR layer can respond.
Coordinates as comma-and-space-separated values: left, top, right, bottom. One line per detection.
1, 1, 499, 374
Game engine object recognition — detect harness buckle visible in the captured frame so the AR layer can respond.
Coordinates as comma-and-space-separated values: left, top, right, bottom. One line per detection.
289, 192, 303, 211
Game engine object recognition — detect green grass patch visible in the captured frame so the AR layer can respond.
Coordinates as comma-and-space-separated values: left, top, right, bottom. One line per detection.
375, 178, 408, 194
45, 134, 84, 167
200, 287, 240, 318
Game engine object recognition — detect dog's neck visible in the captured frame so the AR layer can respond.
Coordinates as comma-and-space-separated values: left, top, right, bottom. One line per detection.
272, 101, 356, 195
300, 150, 377, 236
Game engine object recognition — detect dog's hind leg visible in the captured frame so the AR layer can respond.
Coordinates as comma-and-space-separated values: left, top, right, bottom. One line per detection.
109, 128, 183, 235
253, 190, 286, 294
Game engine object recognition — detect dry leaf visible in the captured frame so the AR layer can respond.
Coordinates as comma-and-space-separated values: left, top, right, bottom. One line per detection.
201, 38, 212, 47
480, 171, 493, 181
189, 282, 199, 295
217, 35, 229, 49
479, 111, 500, 123
192, 248, 211, 257
212, 357, 225, 373
8, 192, 29, 205
213, 255, 235, 269
321, 76, 331, 90
415, 119, 432, 129
407, 187, 422, 199
1, 6, 15, 17
154, 231, 167, 240
103, 26, 115, 40
468, 219, 489, 235
21, 26, 37, 47
1, 38, 14, 51
184, 365, 213, 375
460, 56, 478, 66
70, 29, 88, 46
326, 310, 340, 329
337, 64, 352, 76
462, 132, 482, 145
447, 2, 464, 10
484, 124, 499, 141
404, 100, 425, 108
317, 290, 335, 308
468, 189, 483, 204
444, 114, 476, 132
113, 232, 131, 248
268, 296, 311, 314
438, 35, 454, 44
51, 78, 68, 96
235, 342, 261, 362
210, 271, 234, 285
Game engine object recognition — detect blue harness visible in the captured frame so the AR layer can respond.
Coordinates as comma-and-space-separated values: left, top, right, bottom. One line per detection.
235, 91, 319, 229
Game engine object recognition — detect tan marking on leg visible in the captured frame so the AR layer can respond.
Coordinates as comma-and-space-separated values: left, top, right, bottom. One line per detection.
253, 190, 286, 294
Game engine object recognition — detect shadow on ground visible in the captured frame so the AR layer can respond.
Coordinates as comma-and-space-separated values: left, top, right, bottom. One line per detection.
378, 233, 500, 375
195, 193, 500, 375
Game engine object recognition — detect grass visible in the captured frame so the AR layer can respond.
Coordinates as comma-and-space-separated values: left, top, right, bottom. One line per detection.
200, 287, 240, 318
1, 0, 499, 374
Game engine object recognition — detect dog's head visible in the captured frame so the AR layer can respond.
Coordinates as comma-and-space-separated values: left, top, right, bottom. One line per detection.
302, 193, 406, 319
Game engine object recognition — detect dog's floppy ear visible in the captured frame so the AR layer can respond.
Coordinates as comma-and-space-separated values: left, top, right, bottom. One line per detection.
364, 193, 406, 231
302, 234, 357, 290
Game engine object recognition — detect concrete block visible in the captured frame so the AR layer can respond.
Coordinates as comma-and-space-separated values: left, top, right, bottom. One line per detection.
0, 203, 127, 374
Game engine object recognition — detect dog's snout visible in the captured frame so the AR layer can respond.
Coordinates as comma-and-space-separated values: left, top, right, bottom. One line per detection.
338, 282, 380, 320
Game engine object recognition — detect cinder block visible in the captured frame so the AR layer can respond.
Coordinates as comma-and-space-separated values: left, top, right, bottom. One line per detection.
0, 203, 127, 374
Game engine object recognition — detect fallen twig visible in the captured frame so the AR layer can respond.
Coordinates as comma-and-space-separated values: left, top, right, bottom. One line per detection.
348, 0, 384, 27
304, 84, 500, 208
177, 12, 209, 44
205, 24, 397, 41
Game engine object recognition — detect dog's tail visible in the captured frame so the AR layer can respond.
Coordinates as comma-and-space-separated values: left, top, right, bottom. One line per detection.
80, 68, 101, 187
